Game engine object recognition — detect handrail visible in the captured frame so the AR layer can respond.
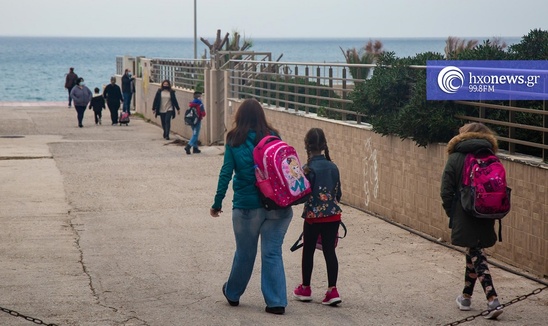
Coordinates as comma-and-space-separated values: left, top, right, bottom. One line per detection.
229, 59, 377, 68
129, 54, 548, 161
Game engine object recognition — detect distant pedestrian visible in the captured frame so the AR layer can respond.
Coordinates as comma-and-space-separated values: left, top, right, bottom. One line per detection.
64, 67, 78, 108
293, 127, 343, 306
70, 77, 92, 128
121, 69, 135, 113
440, 122, 504, 320
184, 91, 206, 154
103, 77, 123, 125
89, 87, 106, 125
152, 80, 180, 140
210, 98, 292, 315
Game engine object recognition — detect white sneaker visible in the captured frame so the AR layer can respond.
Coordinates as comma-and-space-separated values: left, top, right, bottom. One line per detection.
456, 295, 471, 311
484, 298, 503, 319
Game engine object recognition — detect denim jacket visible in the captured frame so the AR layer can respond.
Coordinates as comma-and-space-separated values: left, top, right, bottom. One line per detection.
301, 155, 342, 219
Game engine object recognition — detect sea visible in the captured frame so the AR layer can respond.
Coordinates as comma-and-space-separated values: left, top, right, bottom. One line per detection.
0, 36, 521, 102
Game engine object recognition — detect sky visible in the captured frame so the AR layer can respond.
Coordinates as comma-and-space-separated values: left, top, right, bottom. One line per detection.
0, 0, 546, 39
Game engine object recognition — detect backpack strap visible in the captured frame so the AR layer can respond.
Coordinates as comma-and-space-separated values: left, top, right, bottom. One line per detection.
290, 233, 304, 252
498, 219, 503, 242
289, 221, 347, 252
338, 221, 347, 239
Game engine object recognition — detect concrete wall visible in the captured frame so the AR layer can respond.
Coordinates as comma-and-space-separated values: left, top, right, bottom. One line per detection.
228, 99, 548, 278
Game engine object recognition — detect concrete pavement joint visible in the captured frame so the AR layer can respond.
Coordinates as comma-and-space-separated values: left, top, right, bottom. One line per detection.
0, 156, 52, 160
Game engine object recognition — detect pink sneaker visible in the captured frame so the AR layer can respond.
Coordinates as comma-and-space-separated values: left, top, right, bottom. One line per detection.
293, 284, 312, 302
322, 287, 342, 306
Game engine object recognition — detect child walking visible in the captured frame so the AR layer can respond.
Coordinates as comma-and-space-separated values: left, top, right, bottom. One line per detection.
441, 122, 504, 320
89, 87, 105, 125
293, 127, 342, 306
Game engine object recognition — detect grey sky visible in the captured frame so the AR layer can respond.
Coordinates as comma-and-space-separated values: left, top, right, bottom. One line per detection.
0, 0, 546, 39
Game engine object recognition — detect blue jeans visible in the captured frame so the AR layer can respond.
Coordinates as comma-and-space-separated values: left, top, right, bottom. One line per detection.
122, 92, 132, 113
224, 207, 293, 308
188, 120, 201, 148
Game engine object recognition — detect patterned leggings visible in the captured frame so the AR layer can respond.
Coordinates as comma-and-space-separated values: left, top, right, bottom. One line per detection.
463, 247, 497, 300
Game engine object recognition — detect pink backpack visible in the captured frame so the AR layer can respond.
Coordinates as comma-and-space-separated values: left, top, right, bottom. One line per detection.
460, 148, 511, 220
253, 135, 311, 210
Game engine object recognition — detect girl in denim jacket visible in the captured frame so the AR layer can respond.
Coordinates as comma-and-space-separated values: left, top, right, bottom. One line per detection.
293, 128, 342, 306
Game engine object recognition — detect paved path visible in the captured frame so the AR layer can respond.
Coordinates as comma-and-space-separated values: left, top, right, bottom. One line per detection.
0, 105, 546, 326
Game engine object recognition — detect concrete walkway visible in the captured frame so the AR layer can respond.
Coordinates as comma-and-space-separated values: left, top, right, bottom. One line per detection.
0, 104, 546, 326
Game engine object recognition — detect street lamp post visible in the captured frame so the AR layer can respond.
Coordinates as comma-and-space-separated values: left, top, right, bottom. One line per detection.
194, 0, 197, 59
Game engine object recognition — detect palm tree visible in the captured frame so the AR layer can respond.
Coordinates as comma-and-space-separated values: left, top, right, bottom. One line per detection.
444, 36, 479, 59
341, 39, 384, 80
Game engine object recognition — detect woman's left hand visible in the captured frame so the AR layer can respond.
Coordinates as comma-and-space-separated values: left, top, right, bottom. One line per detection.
210, 208, 222, 217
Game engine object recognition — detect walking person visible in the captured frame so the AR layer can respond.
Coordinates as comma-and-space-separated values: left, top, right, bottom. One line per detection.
152, 80, 180, 140
70, 77, 92, 128
293, 128, 343, 306
121, 69, 135, 113
89, 87, 105, 125
440, 122, 504, 320
210, 98, 293, 315
103, 77, 123, 125
184, 91, 206, 154
64, 67, 78, 108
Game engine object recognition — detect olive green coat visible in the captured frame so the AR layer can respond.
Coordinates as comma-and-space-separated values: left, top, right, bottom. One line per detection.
440, 132, 499, 248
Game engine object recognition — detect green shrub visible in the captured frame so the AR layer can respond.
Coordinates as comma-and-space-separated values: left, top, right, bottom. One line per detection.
349, 29, 548, 153
509, 29, 548, 60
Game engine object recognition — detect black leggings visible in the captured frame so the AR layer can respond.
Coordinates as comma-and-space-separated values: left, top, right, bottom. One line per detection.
301, 220, 340, 287
74, 105, 86, 126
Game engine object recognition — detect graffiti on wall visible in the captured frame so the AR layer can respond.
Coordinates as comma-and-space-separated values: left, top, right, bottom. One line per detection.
363, 138, 379, 206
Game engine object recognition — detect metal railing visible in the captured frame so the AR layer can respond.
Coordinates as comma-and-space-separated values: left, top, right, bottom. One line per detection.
226, 60, 371, 124
150, 58, 209, 90
454, 99, 548, 160
225, 60, 548, 160
116, 57, 123, 75
123, 54, 548, 161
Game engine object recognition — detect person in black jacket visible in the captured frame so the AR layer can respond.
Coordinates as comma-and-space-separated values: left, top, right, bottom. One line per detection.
89, 87, 106, 125
152, 80, 180, 140
103, 77, 123, 125
64, 67, 78, 108
121, 69, 135, 114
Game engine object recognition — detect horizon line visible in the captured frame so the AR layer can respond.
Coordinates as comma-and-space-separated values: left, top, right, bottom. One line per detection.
0, 35, 524, 40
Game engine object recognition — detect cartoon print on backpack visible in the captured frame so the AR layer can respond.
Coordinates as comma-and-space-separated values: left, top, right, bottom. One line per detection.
285, 157, 308, 194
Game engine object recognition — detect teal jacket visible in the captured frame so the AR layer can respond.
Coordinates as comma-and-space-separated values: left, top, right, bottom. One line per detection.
212, 131, 262, 210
